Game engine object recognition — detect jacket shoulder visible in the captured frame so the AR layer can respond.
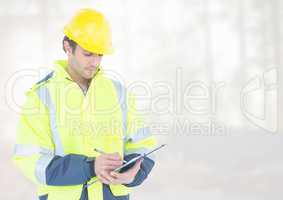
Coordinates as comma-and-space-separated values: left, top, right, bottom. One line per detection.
29, 71, 54, 93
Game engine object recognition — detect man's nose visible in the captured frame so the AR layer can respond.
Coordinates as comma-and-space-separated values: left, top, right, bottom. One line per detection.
90, 55, 102, 66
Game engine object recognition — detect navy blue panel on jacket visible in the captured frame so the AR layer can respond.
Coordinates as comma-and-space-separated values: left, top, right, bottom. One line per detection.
36, 71, 54, 85
45, 153, 154, 199
38, 194, 48, 200
46, 154, 95, 186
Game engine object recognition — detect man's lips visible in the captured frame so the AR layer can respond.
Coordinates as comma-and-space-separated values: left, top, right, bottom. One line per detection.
85, 67, 96, 71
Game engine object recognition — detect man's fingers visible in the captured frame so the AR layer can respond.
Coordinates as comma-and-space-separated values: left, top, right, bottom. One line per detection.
103, 159, 123, 167
98, 171, 122, 185
100, 172, 112, 182
101, 171, 117, 183
110, 171, 125, 183
103, 153, 121, 161
97, 174, 110, 185
103, 165, 120, 171
131, 159, 143, 173
96, 154, 144, 185
110, 171, 120, 178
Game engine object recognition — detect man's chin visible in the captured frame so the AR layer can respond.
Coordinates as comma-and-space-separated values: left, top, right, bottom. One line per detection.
83, 72, 95, 80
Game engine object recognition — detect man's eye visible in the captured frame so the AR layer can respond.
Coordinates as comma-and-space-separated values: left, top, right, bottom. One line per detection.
84, 53, 92, 56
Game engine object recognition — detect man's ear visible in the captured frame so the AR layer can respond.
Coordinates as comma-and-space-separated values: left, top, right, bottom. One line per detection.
63, 40, 73, 55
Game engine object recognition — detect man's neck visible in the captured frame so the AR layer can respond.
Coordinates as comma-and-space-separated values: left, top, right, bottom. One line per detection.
66, 66, 90, 91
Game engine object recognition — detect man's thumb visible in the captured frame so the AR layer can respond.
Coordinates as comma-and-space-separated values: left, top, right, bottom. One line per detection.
134, 159, 143, 171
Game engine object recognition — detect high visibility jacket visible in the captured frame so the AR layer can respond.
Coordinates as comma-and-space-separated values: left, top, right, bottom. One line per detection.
13, 60, 157, 200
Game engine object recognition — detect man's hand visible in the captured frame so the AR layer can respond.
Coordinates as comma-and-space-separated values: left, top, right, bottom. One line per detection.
94, 153, 123, 184
109, 158, 143, 185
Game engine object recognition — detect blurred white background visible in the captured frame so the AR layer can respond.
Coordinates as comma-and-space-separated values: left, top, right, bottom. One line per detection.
1, 0, 282, 199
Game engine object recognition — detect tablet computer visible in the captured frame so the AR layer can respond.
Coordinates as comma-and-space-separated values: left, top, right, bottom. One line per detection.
113, 144, 166, 172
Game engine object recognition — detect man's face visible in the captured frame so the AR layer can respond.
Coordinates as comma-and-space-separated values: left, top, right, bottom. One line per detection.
69, 45, 103, 80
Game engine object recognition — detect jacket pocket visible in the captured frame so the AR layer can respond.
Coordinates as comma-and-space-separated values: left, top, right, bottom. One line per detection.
46, 186, 82, 200
104, 184, 129, 200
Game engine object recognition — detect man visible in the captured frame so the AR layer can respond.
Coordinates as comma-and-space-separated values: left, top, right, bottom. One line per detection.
13, 8, 156, 200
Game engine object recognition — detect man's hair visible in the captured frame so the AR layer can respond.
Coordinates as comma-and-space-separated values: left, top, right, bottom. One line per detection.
62, 35, 77, 53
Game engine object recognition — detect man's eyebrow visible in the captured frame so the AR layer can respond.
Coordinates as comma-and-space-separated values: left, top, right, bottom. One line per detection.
83, 50, 92, 54
83, 50, 103, 56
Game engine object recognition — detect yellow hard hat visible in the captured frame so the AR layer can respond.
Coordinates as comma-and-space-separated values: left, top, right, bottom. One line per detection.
64, 8, 113, 55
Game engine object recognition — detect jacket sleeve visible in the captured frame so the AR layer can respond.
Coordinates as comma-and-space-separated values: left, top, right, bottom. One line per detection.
12, 89, 95, 186
123, 92, 157, 187
45, 154, 95, 185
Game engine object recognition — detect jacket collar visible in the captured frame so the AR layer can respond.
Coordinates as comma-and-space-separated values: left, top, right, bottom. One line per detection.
53, 60, 102, 82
